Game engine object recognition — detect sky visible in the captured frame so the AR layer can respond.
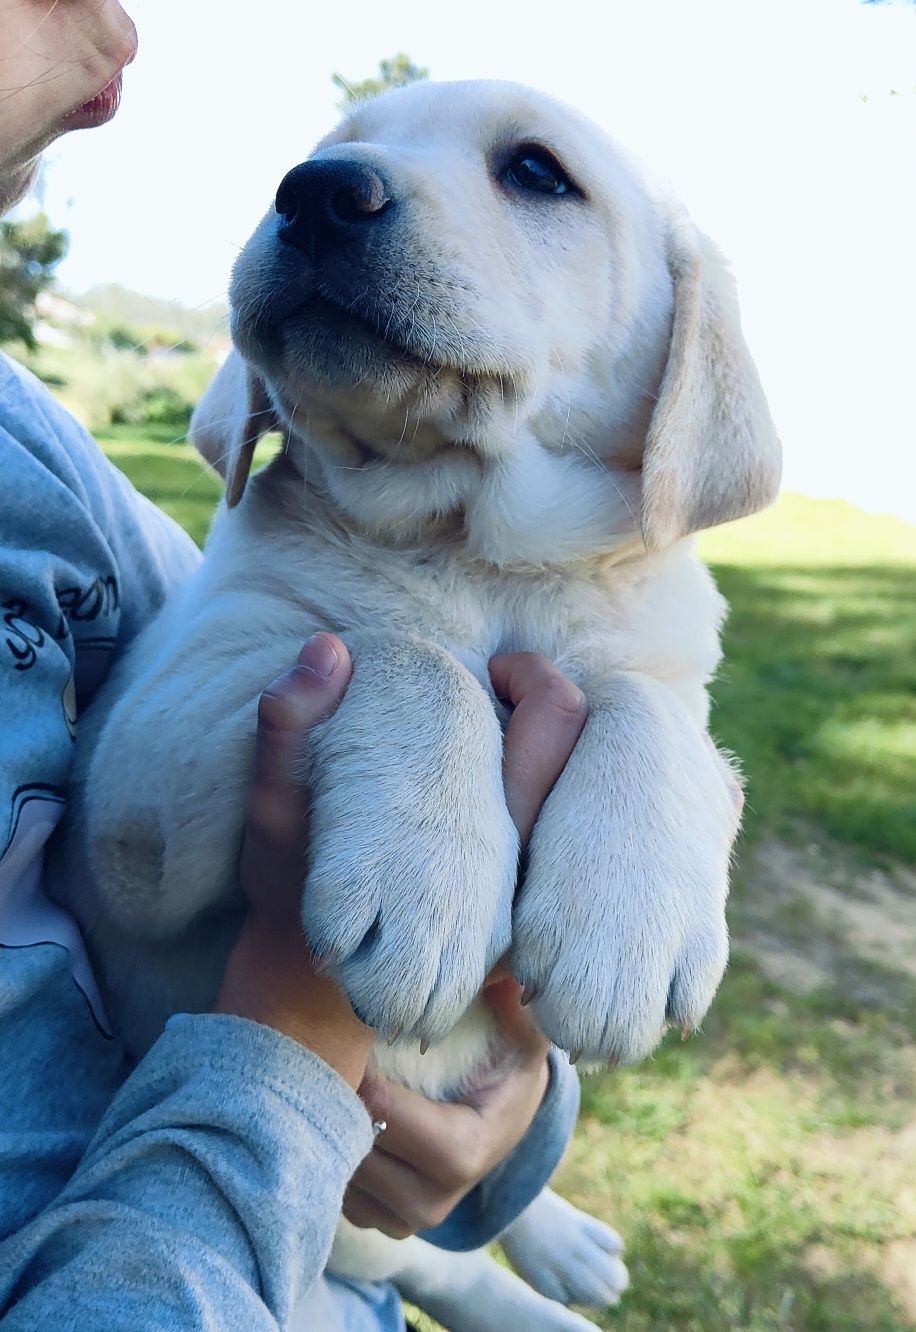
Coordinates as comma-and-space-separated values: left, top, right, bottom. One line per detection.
28, 0, 916, 520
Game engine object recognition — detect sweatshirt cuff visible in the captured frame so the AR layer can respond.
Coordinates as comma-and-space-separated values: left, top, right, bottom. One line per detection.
156, 1011, 374, 1166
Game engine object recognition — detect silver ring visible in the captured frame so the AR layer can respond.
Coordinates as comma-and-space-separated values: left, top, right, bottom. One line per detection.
371, 1119, 388, 1137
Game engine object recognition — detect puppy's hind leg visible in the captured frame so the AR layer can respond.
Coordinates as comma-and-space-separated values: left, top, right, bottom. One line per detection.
500, 1187, 629, 1310
369, 1233, 602, 1331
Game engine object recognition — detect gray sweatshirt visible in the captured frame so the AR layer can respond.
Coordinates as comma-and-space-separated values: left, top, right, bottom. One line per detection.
0, 354, 579, 1331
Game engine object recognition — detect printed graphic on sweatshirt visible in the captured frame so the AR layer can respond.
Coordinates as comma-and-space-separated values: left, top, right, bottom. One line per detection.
0, 785, 111, 1037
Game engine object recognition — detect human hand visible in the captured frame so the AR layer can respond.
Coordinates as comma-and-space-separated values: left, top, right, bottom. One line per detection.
343, 652, 587, 1236
214, 633, 375, 1090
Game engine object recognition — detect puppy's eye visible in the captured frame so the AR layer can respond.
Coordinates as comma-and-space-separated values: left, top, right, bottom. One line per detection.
503, 145, 574, 197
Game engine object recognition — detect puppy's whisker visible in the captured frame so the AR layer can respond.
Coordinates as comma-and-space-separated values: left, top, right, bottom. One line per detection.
382, 283, 401, 342
560, 396, 573, 450
111, 292, 227, 359
395, 409, 412, 453
570, 437, 639, 528
406, 278, 422, 349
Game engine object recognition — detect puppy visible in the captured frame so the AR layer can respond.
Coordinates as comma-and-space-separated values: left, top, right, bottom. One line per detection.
48, 80, 780, 1329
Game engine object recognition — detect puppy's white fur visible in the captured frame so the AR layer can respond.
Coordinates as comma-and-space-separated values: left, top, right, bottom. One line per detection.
48, 80, 780, 1329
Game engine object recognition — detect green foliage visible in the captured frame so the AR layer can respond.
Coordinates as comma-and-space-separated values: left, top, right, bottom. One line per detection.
0, 212, 68, 348
17, 342, 217, 435
88, 320, 200, 356
102, 323, 146, 354
332, 53, 429, 109
111, 384, 194, 429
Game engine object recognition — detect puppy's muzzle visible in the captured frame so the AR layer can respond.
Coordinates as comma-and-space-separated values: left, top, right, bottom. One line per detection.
275, 159, 391, 263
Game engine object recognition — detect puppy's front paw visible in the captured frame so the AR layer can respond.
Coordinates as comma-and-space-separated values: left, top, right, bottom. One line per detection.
514, 868, 728, 1064
513, 832, 729, 1062
300, 641, 518, 1043
510, 694, 735, 1062
303, 800, 517, 1042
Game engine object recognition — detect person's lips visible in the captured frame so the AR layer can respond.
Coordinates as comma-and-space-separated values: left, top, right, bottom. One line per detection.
63, 72, 125, 131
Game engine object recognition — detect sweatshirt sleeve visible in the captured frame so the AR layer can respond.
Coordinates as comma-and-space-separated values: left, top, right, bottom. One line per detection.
0, 1013, 374, 1332
0, 353, 200, 865
420, 1048, 580, 1251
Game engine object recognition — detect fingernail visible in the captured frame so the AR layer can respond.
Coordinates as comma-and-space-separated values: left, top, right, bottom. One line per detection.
298, 633, 339, 680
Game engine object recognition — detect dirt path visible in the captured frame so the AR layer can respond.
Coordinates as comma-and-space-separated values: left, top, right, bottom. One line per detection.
735, 835, 916, 1324
738, 835, 916, 993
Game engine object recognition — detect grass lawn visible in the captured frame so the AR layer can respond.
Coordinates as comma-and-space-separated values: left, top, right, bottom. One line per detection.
98, 424, 916, 1331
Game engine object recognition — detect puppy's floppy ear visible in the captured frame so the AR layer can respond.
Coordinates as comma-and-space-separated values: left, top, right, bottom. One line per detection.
189, 349, 278, 508
640, 212, 782, 550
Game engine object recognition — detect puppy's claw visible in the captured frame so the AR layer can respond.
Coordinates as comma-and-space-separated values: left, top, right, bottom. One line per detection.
386, 1026, 404, 1047
569, 1048, 583, 1065
520, 983, 540, 1007
419, 1037, 430, 1055
680, 1021, 695, 1041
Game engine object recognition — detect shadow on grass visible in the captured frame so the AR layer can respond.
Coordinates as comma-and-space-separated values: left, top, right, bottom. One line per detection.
709, 563, 916, 865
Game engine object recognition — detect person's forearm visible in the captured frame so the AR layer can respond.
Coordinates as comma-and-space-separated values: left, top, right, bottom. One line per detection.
0, 1013, 372, 1330
214, 918, 374, 1089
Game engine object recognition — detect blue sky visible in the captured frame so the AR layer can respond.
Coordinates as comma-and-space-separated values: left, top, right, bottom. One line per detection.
28, 0, 916, 518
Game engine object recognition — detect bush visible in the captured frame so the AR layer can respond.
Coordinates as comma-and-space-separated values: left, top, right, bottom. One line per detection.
11, 343, 218, 434
89, 322, 201, 356
112, 384, 193, 429
101, 324, 146, 354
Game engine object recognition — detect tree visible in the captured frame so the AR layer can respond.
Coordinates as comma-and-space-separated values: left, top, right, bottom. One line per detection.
332, 53, 429, 109
0, 213, 68, 349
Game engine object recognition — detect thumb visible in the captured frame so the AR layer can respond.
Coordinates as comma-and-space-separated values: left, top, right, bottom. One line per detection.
243, 634, 351, 855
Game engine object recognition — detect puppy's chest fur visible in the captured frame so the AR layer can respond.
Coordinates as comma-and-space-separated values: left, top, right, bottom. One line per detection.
200, 459, 725, 717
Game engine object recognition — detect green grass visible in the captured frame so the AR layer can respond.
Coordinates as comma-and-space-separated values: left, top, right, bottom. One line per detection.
96, 423, 227, 544
97, 426, 916, 1331
701, 496, 916, 865
96, 422, 277, 546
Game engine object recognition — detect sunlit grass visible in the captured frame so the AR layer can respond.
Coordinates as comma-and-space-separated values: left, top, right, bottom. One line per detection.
95, 423, 279, 547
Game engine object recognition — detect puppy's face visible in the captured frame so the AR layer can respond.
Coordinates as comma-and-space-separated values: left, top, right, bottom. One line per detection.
200, 81, 780, 563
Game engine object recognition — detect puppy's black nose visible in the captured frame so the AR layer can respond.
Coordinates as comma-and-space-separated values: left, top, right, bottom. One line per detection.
275, 160, 391, 258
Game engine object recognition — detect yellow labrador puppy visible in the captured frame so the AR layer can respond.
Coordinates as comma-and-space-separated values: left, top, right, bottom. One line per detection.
50, 81, 780, 1329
